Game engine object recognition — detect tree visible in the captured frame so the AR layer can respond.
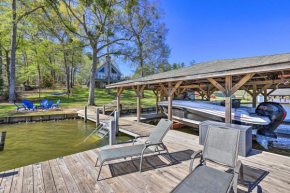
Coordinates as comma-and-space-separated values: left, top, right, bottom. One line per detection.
8, 0, 44, 102
123, 0, 170, 79
47, 0, 135, 105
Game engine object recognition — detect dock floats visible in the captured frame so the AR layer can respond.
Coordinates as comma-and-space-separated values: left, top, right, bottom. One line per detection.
1, 112, 290, 192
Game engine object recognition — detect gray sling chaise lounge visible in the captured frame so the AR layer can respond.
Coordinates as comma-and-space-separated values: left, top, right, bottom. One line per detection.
171, 125, 244, 193
95, 119, 173, 180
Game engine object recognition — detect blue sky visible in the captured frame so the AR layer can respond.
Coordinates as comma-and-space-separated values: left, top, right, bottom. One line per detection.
121, 0, 290, 75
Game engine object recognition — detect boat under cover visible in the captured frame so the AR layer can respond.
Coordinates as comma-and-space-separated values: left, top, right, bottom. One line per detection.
158, 100, 271, 125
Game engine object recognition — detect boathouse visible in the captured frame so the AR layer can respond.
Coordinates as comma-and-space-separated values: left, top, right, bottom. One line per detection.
106, 53, 290, 123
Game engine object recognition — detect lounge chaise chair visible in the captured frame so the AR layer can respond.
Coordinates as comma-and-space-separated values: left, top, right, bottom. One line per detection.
95, 119, 173, 180
52, 100, 60, 108
171, 125, 244, 193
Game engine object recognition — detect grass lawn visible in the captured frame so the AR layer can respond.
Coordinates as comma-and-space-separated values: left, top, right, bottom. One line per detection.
0, 86, 253, 117
0, 86, 157, 117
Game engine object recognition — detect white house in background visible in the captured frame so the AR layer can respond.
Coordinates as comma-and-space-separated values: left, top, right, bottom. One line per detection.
95, 56, 124, 88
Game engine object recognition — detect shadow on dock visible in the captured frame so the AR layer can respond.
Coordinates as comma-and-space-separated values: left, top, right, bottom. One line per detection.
107, 149, 194, 179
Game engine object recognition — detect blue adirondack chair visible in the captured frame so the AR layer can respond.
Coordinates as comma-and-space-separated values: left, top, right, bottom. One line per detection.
13, 102, 26, 111
26, 101, 37, 111
45, 101, 54, 110
52, 100, 60, 108
39, 99, 48, 109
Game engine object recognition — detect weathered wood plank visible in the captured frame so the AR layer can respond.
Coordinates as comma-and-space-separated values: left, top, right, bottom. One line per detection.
49, 159, 69, 193
63, 154, 101, 193
76, 153, 115, 193
9, 167, 23, 193
22, 165, 33, 193
0, 169, 14, 193
41, 161, 57, 193
56, 157, 80, 193
33, 163, 45, 193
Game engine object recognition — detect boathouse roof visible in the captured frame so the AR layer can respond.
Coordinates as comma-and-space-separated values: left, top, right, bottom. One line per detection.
107, 52, 290, 88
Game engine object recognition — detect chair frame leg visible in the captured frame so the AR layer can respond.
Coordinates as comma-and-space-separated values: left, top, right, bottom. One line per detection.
161, 143, 173, 164
97, 163, 103, 181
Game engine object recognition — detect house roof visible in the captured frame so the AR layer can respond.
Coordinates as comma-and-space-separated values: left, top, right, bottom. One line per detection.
268, 89, 290, 96
107, 52, 290, 88
97, 60, 122, 75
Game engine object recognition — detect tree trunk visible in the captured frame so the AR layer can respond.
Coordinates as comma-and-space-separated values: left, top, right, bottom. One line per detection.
107, 56, 111, 94
5, 50, 10, 87
48, 55, 55, 84
0, 46, 3, 92
23, 51, 29, 85
63, 51, 70, 94
88, 49, 97, 105
70, 67, 73, 88
70, 53, 73, 88
37, 63, 41, 98
8, 0, 17, 102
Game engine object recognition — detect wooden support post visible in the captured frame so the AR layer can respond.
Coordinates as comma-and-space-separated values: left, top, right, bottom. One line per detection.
132, 85, 146, 122
84, 105, 87, 123
114, 111, 119, 135
153, 90, 159, 114
117, 87, 123, 117
225, 75, 232, 124
253, 84, 257, 108
264, 90, 267, 102
160, 90, 165, 101
102, 105, 105, 115
96, 108, 100, 126
109, 120, 116, 146
137, 93, 141, 122
168, 82, 173, 121
0, 131, 6, 151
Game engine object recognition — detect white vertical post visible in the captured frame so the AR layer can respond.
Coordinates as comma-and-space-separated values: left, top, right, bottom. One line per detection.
114, 111, 119, 135
109, 120, 116, 146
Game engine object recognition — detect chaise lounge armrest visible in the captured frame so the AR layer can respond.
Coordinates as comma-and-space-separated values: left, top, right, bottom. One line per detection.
234, 160, 244, 185
133, 135, 150, 145
189, 150, 203, 173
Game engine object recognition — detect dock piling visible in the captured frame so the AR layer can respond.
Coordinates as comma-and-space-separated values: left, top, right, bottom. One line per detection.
96, 108, 100, 126
109, 120, 116, 146
84, 106, 87, 122
102, 105, 105, 115
0, 131, 6, 151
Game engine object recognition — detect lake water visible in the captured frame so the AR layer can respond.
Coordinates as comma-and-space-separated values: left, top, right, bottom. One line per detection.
0, 120, 132, 172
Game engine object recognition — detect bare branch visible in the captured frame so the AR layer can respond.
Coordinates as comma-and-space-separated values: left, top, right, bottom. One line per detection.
17, 5, 45, 22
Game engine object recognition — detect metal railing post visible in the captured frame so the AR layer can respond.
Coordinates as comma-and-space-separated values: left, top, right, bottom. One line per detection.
109, 120, 116, 146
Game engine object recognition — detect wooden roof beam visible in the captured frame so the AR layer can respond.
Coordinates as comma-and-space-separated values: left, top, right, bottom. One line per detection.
207, 78, 226, 94
171, 81, 183, 95
256, 84, 272, 96
230, 73, 255, 95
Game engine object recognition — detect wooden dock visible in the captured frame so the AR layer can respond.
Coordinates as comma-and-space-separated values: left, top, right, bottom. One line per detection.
1, 112, 290, 192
